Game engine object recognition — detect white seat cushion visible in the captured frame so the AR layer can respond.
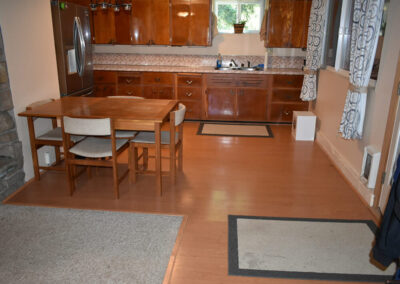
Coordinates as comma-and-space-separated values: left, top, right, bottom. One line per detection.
37, 127, 84, 143
115, 130, 137, 138
130, 131, 179, 145
69, 137, 128, 158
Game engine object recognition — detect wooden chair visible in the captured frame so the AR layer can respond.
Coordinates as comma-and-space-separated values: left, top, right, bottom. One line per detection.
107, 95, 145, 138
62, 116, 129, 199
26, 99, 84, 180
129, 103, 186, 191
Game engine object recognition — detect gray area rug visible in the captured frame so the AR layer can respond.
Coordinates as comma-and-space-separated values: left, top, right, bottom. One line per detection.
0, 205, 183, 283
228, 215, 396, 282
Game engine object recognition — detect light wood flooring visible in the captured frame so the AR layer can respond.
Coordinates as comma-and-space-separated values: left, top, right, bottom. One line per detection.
5, 122, 377, 284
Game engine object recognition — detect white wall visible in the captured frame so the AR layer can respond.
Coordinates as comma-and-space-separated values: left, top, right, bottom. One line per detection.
94, 33, 306, 57
0, 0, 60, 181
313, 0, 400, 206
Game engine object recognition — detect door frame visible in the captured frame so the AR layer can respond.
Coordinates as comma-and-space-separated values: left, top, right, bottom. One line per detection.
373, 51, 400, 214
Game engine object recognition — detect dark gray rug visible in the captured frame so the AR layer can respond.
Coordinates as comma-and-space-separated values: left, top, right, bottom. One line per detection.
228, 215, 396, 282
0, 205, 183, 283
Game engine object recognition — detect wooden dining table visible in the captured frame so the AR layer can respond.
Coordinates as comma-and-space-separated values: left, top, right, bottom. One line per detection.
18, 97, 179, 195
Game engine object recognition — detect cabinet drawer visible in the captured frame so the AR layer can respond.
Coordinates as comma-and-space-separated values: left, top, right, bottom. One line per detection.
142, 72, 174, 85
272, 89, 302, 102
177, 87, 202, 100
177, 74, 202, 87
269, 102, 308, 122
117, 73, 141, 85
272, 75, 303, 88
117, 86, 143, 97
205, 74, 236, 87
94, 71, 117, 83
143, 86, 174, 99
94, 84, 116, 97
180, 100, 201, 119
237, 75, 268, 88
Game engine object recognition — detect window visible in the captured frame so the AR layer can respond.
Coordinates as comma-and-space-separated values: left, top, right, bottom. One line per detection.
214, 0, 265, 33
324, 0, 389, 79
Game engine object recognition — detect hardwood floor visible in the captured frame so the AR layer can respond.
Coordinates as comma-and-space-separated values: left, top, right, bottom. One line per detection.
5, 122, 376, 284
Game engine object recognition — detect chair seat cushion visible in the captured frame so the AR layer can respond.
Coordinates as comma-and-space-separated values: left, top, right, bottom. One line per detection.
37, 127, 84, 143
130, 131, 179, 145
69, 137, 128, 158
115, 130, 137, 138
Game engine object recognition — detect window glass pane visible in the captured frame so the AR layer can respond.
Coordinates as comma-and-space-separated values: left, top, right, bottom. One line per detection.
326, 0, 343, 67
339, 1, 354, 71
240, 3, 261, 31
217, 3, 238, 33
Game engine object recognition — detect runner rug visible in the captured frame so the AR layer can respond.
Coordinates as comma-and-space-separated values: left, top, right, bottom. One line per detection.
228, 215, 396, 282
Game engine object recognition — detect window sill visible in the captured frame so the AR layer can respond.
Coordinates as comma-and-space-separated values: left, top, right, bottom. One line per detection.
325, 66, 377, 88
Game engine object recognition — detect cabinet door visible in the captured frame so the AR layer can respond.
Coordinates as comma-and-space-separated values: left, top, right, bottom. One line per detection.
157, 87, 174, 99
171, 0, 191, 45
152, 0, 170, 45
236, 89, 268, 121
291, 0, 312, 48
205, 88, 236, 120
189, 0, 211, 46
92, 9, 116, 44
131, 0, 152, 45
143, 86, 157, 99
94, 84, 116, 97
115, 9, 132, 44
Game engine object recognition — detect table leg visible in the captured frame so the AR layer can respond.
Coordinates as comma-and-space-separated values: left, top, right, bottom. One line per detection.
155, 122, 162, 196
27, 117, 40, 180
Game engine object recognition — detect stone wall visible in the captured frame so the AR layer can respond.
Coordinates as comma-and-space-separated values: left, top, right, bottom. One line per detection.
0, 27, 25, 201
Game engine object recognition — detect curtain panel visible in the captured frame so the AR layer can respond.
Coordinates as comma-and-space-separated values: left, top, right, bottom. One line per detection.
339, 0, 384, 140
300, 0, 329, 101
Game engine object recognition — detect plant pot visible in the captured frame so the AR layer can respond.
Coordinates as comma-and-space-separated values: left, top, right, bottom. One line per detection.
233, 24, 245, 34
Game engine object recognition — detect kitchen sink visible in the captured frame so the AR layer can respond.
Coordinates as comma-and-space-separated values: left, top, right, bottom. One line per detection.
214, 66, 262, 71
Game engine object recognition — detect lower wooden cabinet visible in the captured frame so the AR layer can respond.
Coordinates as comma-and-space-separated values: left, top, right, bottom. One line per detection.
94, 70, 307, 122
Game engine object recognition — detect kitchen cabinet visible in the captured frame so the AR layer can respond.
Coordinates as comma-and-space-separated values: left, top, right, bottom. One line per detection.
117, 72, 142, 97
94, 70, 117, 97
142, 72, 174, 99
114, 9, 132, 44
171, 0, 211, 46
131, 0, 170, 45
204, 74, 268, 121
92, 9, 116, 44
176, 73, 203, 119
268, 75, 308, 122
265, 0, 312, 48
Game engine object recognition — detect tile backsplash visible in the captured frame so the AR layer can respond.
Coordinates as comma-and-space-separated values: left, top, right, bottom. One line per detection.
93, 53, 305, 69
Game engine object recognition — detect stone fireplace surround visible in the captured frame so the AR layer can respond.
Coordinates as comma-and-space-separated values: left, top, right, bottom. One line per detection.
0, 28, 24, 201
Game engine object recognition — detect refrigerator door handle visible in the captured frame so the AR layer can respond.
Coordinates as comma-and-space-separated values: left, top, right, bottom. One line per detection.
73, 16, 86, 77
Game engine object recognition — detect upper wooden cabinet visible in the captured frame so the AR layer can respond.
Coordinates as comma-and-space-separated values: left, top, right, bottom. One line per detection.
131, 0, 170, 45
171, 0, 211, 46
92, 9, 116, 44
265, 0, 312, 48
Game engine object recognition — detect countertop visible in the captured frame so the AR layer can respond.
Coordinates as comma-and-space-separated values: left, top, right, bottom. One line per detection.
93, 64, 305, 75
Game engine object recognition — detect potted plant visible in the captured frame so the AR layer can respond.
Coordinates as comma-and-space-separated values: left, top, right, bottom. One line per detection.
233, 20, 246, 34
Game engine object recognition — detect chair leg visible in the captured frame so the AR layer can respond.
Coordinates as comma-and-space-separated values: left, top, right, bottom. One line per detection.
112, 157, 119, 199
170, 145, 176, 185
129, 143, 137, 183
178, 143, 183, 171
65, 162, 75, 196
55, 146, 61, 164
143, 148, 148, 170
87, 166, 92, 178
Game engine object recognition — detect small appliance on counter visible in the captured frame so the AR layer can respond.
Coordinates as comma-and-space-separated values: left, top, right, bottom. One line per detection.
50, 0, 93, 97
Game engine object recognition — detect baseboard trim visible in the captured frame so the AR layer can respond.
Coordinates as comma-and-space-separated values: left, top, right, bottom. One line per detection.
316, 132, 374, 207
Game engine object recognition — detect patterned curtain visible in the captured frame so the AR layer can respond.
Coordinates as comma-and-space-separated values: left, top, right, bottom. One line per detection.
300, 0, 329, 101
339, 0, 384, 139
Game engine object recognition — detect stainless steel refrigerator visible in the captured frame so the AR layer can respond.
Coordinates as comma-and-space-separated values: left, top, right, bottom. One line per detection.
51, 0, 93, 97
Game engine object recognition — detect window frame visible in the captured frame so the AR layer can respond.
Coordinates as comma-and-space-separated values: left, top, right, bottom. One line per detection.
213, 0, 265, 34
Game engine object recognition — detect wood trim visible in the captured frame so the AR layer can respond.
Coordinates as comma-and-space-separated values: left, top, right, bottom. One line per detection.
373, 51, 400, 210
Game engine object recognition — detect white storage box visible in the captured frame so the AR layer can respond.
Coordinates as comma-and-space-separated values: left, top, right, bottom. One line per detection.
292, 111, 316, 141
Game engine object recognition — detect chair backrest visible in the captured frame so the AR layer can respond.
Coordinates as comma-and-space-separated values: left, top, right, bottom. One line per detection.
63, 116, 111, 136
173, 103, 186, 126
107, 96, 144, 99
26, 99, 55, 110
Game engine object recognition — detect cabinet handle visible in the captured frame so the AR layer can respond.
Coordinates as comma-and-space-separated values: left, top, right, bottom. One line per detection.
186, 80, 193, 85
125, 79, 132, 84
127, 91, 133, 95
186, 92, 192, 97
283, 110, 290, 116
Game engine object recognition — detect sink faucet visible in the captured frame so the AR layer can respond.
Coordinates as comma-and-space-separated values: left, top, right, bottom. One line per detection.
230, 59, 238, 67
